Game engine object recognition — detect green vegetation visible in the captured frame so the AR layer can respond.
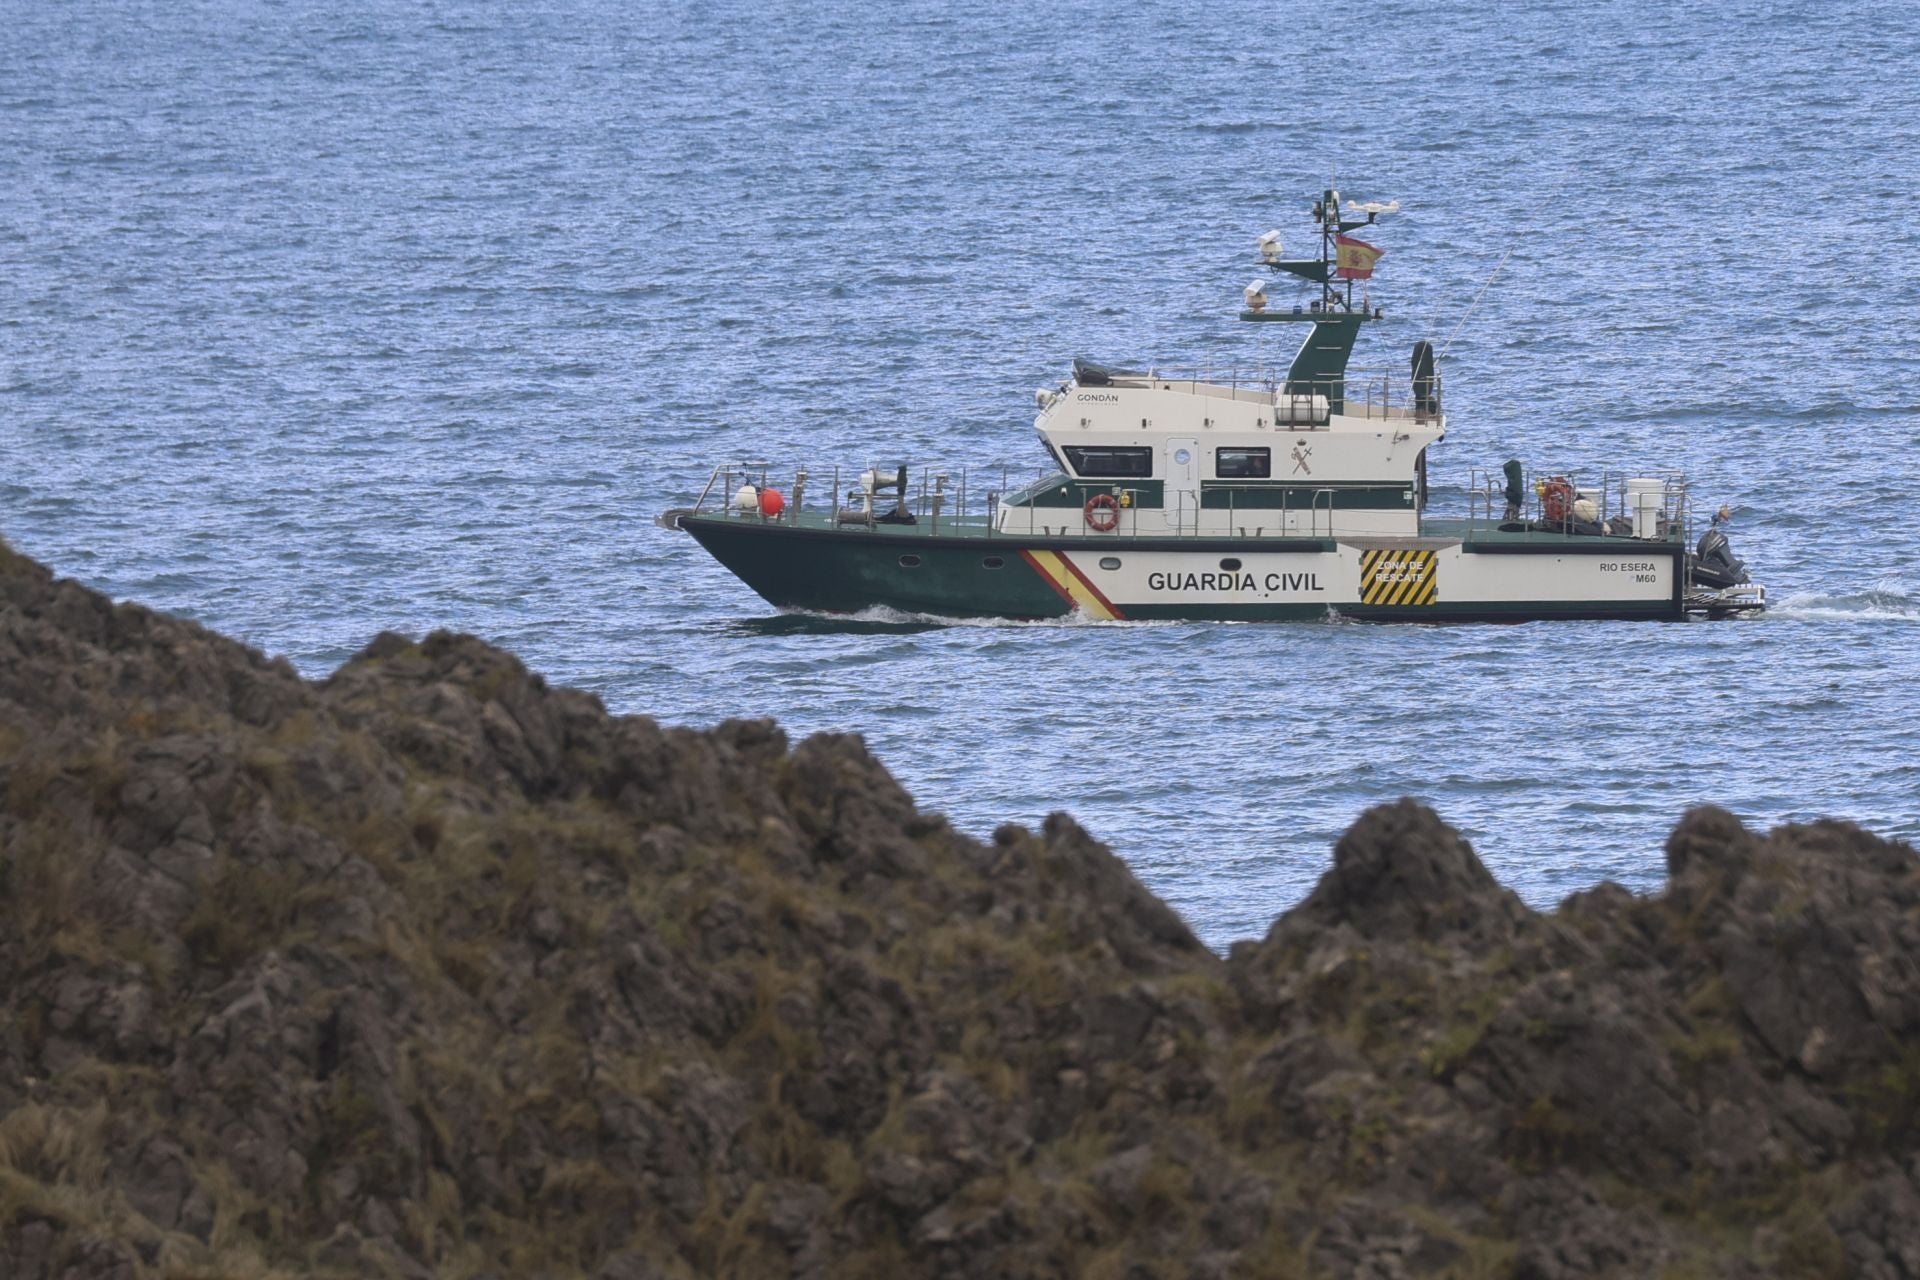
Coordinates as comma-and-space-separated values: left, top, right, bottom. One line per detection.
3, 544, 1917, 1277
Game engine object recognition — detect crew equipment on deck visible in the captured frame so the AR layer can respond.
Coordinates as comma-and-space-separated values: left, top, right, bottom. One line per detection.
1502, 460, 1526, 521
661, 189, 1767, 623
1537, 477, 1575, 525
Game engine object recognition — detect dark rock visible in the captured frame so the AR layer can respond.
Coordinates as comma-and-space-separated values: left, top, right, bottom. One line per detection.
1830, 1170, 1920, 1279
1291, 797, 1528, 944
5, 536, 1920, 1279
1664, 803, 1758, 881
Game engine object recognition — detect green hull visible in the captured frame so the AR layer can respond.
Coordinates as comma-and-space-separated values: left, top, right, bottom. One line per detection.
681, 515, 1685, 624
685, 516, 1069, 619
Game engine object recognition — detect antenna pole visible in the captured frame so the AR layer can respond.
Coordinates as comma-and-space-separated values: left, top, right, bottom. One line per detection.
1440, 244, 1516, 358
1314, 187, 1338, 311
1438, 174, 1575, 357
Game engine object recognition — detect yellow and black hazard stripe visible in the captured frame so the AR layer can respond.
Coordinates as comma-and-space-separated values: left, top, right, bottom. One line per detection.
1359, 548, 1439, 606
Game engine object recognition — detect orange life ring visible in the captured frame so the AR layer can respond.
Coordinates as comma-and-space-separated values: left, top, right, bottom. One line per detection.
1083, 493, 1120, 532
1539, 476, 1575, 523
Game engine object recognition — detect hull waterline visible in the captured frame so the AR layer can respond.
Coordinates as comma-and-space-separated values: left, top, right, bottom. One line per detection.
681, 514, 1687, 624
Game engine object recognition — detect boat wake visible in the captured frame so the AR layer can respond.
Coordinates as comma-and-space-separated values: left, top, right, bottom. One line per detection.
1769, 581, 1920, 622
730, 605, 1194, 636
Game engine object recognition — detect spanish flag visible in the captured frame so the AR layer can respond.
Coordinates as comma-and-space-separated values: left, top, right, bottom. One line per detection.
1334, 234, 1384, 280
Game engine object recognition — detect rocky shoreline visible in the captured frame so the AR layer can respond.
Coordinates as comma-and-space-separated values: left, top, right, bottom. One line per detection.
3, 537, 1918, 1279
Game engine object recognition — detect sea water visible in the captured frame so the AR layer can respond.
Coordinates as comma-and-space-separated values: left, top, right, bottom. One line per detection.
6, 0, 1918, 947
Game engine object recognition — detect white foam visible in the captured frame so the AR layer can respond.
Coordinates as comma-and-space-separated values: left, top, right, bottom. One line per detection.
1770, 580, 1920, 622
799, 604, 1191, 629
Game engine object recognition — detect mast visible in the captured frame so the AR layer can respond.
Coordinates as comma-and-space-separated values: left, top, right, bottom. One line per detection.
1239, 188, 1392, 414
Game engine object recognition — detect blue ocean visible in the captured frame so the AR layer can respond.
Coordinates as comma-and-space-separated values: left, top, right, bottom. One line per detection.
6, 1, 1917, 947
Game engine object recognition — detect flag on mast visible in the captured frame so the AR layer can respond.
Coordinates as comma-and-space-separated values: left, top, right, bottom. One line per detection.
1334, 234, 1384, 280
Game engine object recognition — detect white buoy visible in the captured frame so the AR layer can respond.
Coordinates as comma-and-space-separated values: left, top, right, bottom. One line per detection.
733, 483, 759, 512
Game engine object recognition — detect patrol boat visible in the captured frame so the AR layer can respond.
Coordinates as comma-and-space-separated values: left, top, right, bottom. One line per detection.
661, 191, 1765, 622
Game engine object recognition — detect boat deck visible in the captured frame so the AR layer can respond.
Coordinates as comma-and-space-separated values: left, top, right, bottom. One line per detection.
677, 508, 1682, 553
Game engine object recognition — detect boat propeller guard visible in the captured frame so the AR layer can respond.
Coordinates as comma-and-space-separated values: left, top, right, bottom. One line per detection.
1083, 493, 1120, 532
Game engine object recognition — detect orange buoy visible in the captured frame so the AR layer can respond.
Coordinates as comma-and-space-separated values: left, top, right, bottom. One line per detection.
758, 488, 785, 517
1538, 476, 1575, 524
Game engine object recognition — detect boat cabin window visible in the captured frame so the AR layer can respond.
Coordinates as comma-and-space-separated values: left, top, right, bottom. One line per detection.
1062, 445, 1153, 478
1215, 447, 1271, 479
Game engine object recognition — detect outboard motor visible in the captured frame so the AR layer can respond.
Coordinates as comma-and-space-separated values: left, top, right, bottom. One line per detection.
1690, 528, 1750, 590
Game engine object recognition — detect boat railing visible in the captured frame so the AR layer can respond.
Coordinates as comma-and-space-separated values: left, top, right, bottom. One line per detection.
1339, 369, 1442, 423
1127, 365, 1443, 425
685, 459, 1062, 537
1671, 483, 1695, 585
1463, 468, 1503, 527
1459, 466, 1690, 541
1163, 490, 1186, 534
687, 459, 1397, 542
1311, 488, 1335, 538
686, 458, 1689, 546
692, 460, 773, 511
1138, 363, 1286, 393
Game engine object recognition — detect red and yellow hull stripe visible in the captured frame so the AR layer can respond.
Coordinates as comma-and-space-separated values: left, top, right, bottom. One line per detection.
1020, 550, 1126, 620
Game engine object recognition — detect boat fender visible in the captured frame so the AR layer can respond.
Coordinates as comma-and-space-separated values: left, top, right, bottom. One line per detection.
1083, 493, 1120, 532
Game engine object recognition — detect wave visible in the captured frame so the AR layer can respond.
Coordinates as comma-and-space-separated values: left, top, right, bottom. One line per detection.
1770, 581, 1920, 622
783, 604, 1192, 632
726, 603, 1366, 635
